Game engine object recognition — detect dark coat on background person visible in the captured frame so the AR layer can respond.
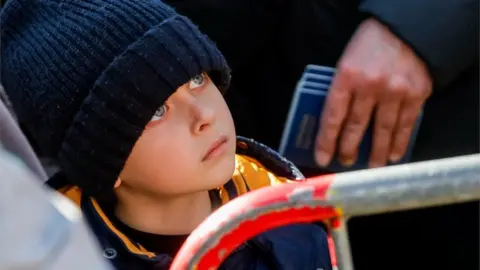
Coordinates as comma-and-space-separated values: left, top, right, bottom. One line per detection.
162, 0, 480, 269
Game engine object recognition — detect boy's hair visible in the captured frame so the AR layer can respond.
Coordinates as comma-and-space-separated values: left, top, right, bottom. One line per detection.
0, 0, 230, 198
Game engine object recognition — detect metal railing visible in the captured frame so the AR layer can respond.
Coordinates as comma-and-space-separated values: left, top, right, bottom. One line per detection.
170, 154, 480, 270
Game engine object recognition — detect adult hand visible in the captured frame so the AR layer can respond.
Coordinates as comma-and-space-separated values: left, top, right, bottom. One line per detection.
315, 18, 432, 168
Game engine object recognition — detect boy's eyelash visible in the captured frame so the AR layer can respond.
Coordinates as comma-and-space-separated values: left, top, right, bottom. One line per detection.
151, 104, 168, 122
189, 73, 207, 89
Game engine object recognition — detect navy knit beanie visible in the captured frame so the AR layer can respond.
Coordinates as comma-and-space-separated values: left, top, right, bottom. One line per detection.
0, 0, 231, 197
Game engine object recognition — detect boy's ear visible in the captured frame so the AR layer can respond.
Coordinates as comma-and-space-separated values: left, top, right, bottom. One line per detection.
114, 178, 122, 189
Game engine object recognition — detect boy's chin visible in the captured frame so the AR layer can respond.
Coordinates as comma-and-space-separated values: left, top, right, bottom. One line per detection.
206, 156, 236, 188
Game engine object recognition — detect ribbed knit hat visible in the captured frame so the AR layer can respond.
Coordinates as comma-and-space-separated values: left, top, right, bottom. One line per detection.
0, 0, 231, 197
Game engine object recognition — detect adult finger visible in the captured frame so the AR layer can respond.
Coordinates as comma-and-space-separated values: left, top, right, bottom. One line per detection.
315, 71, 353, 167
389, 94, 424, 162
337, 90, 376, 166
368, 77, 406, 168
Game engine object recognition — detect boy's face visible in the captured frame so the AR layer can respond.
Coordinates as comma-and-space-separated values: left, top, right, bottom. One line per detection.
118, 73, 236, 197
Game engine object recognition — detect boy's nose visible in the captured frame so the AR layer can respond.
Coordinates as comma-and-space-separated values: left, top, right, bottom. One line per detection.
192, 104, 216, 134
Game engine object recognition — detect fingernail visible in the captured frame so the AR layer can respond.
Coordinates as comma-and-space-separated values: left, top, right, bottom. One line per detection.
340, 157, 355, 167
389, 153, 402, 163
316, 151, 331, 166
368, 162, 383, 168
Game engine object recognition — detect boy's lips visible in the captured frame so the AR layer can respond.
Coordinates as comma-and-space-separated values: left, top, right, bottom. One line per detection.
203, 135, 229, 161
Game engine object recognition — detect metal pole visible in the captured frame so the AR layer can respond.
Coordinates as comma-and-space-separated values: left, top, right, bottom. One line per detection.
331, 218, 354, 270
326, 154, 480, 216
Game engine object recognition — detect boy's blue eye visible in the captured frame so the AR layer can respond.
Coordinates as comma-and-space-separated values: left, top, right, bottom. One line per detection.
152, 104, 168, 121
189, 73, 205, 89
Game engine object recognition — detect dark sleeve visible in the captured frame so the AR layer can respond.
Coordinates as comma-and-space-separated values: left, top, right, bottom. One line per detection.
359, 0, 479, 89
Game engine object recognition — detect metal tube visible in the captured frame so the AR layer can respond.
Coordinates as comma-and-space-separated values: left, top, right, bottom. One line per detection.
331, 218, 354, 270
326, 154, 480, 217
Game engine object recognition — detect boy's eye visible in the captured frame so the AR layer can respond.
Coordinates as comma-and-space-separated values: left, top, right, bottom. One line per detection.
151, 104, 168, 121
189, 73, 205, 89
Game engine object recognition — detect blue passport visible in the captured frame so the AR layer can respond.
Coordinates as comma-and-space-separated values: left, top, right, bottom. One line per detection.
278, 65, 423, 172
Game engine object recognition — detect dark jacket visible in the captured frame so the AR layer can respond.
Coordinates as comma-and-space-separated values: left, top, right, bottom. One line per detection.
49, 138, 332, 270
160, 1, 479, 269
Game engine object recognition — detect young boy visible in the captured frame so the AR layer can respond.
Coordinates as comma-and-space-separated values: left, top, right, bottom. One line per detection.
1, 0, 332, 269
